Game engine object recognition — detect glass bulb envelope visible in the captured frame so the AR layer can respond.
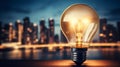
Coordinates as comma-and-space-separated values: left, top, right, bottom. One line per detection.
60, 4, 99, 48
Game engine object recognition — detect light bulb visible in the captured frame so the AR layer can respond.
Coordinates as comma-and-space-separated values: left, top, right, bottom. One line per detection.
60, 4, 99, 65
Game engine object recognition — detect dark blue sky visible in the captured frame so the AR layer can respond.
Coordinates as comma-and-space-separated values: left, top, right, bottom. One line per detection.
0, 0, 120, 40
0, 0, 120, 23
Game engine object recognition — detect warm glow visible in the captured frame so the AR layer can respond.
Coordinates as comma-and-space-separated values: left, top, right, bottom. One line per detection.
103, 26, 106, 30
9, 22, 13, 26
27, 27, 32, 32
82, 18, 90, 24
109, 33, 113, 36
33, 23, 37, 27
17, 20, 21, 23
60, 4, 99, 48
1, 43, 120, 50
99, 33, 104, 37
48, 46, 54, 51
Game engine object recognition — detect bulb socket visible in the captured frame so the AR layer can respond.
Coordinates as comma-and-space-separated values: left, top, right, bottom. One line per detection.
71, 48, 87, 65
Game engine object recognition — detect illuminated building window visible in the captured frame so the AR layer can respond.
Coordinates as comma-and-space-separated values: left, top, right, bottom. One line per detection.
27, 27, 32, 33
99, 33, 104, 37
109, 33, 113, 36
102, 26, 106, 30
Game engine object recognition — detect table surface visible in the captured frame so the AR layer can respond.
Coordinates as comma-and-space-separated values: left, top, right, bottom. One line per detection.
0, 60, 120, 67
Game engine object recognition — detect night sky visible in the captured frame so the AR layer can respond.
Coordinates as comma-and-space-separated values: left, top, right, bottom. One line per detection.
0, 0, 120, 40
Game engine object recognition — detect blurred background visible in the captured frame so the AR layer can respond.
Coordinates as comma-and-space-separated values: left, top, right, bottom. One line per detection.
0, 0, 120, 61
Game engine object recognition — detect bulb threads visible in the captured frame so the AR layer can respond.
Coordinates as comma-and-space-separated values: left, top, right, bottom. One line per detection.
71, 48, 87, 65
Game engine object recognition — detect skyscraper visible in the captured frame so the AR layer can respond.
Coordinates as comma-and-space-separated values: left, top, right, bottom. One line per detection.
117, 21, 120, 41
107, 24, 118, 42
60, 31, 67, 43
31, 23, 38, 44
99, 18, 107, 42
99, 18, 118, 42
48, 18, 54, 43
0, 22, 2, 44
22, 17, 32, 44
8, 23, 14, 42
54, 34, 59, 43
15, 20, 23, 44
2, 23, 9, 42
39, 18, 49, 44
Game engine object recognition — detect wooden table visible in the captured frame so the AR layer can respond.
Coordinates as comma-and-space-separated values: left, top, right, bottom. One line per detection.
0, 60, 120, 67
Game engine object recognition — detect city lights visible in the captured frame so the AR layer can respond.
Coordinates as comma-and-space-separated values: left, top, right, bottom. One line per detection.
0, 0, 120, 67
0, 17, 120, 45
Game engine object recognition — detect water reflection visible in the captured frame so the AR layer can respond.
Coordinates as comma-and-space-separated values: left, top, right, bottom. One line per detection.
100, 47, 120, 60
87, 48, 103, 59
0, 47, 120, 61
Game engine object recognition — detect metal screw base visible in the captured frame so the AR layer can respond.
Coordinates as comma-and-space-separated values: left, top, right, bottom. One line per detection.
71, 48, 87, 65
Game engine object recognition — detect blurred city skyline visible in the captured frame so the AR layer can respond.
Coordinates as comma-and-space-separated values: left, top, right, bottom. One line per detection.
0, 17, 120, 44
0, 0, 120, 41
